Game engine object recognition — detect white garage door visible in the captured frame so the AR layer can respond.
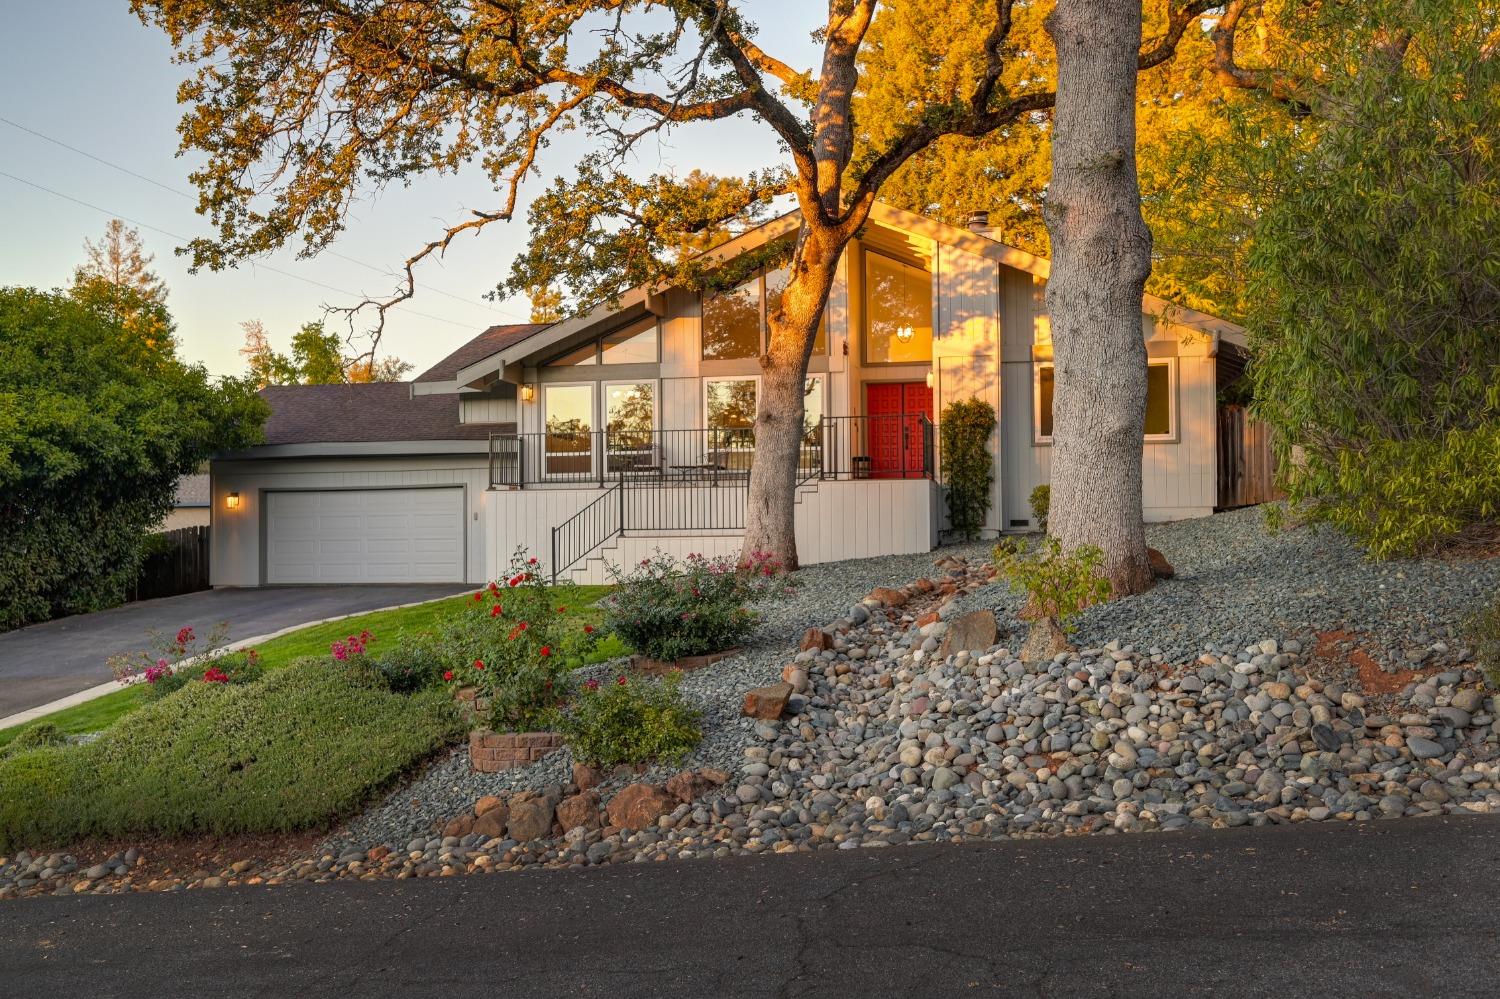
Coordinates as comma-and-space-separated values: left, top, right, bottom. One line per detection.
265, 488, 465, 584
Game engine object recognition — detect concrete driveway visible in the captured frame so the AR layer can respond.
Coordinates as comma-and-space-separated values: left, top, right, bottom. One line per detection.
0, 584, 472, 719
2, 815, 1496, 997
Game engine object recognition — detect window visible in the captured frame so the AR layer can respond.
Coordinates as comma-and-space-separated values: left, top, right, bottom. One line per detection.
604, 381, 655, 447
704, 268, 829, 360
864, 251, 932, 364
702, 278, 762, 360
545, 318, 659, 367
1035, 359, 1176, 443
705, 377, 758, 429
543, 384, 593, 476
601, 318, 658, 365
801, 375, 824, 440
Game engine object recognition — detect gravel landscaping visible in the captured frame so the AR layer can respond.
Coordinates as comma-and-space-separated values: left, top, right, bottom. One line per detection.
5, 507, 1499, 899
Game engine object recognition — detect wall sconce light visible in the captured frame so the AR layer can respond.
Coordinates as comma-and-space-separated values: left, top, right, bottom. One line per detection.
225, 491, 241, 511
925, 371, 935, 389
896, 325, 915, 344
521, 384, 536, 403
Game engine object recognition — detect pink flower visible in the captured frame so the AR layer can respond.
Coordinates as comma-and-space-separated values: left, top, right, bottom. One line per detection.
616, 676, 628, 686
584, 679, 600, 691
176, 626, 195, 646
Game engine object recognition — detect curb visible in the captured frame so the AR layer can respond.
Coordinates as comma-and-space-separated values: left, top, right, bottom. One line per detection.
0, 593, 467, 731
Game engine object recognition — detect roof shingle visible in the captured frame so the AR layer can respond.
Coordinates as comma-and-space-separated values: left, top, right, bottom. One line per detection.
258, 383, 508, 445
414, 323, 548, 383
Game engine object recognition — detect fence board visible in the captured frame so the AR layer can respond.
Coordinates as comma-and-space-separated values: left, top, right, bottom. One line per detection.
128, 526, 211, 602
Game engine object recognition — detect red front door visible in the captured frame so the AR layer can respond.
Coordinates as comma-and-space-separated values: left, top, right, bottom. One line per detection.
865, 382, 933, 478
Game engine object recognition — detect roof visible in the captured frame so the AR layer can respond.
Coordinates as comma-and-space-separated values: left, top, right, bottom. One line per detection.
173, 473, 210, 508
450, 202, 1245, 387
257, 383, 507, 445
414, 323, 548, 383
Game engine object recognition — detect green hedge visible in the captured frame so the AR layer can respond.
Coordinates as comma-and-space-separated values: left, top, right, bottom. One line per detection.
0, 660, 462, 850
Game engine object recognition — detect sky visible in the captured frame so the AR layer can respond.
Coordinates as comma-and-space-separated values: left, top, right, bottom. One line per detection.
0, 1, 822, 377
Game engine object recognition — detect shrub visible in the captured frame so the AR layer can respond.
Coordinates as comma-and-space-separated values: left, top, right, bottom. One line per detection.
559, 672, 701, 769
994, 536, 1111, 631
1029, 484, 1050, 531
939, 398, 996, 541
371, 637, 445, 695
1467, 594, 1500, 688
0, 722, 65, 761
0, 658, 463, 850
439, 549, 600, 732
604, 550, 793, 662
106, 623, 263, 701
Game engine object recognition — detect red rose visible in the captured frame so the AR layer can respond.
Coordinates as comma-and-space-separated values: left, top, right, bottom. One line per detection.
616, 676, 628, 686
473, 659, 485, 670
473, 592, 482, 602
539, 646, 551, 657
490, 605, 502, 617
443, 670, 454, 682
583, 625, 594, 634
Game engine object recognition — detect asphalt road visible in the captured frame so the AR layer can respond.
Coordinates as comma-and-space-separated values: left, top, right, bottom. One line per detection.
0, 584, 471, 717
3, 815, 1497, 998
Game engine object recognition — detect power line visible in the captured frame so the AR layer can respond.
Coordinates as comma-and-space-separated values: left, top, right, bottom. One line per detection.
0, 168, 478, 331
0, 114, 530, 322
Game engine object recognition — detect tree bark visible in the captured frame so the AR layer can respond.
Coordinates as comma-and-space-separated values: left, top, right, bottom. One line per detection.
1042, 0, 1156, 596
741, 224, 846, 570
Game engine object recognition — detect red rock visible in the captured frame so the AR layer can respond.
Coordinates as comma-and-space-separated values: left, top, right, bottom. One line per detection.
475, 795, 505, 817
870, 586, 908, 607
556, 790, 602, 832
742, 683, 793, 720
1147, 547, 1175, 579
914, 578, 935, 593
366, 846, 390, 862
665, 770, 719, 804
473, 802, 510, 839
605, 783, 675, 830
699, 767, 731, 786
572, 761, 601, 791
799, 627, 834, 652
506, 789, 560, 842
442, 814, 474, 838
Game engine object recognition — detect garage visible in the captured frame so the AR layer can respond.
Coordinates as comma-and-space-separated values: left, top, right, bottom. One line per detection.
264, 487, 465, 584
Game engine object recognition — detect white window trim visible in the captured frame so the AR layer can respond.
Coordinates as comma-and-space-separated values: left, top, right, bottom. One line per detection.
703, 374, 760, 429
541, 381, 599, 478
601, 378, 660, 434
1033, 358, 1178, 445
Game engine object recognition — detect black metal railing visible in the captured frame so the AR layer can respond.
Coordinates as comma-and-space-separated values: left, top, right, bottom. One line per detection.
819, 414, 935, 480
551, 483, 623, 583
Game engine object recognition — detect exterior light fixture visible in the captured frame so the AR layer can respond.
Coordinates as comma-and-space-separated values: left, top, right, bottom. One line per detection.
925, 371, 935, 389
896, 325, 915, 343
521, 384, 536, 402
225, 491, 241, 511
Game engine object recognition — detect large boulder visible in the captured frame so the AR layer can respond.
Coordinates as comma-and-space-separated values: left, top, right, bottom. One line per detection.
1018, 617, 1073, 663
506, 787, 562, 842
742, 683, 793, 720
937, 609, 999, 658
606, 783, 675, 830
472, 801, 510, 840
556, 790, 602, 832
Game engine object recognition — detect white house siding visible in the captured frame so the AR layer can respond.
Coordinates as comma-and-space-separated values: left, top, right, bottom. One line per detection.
210, 456, 492, 586
459, 393, 517, 425
933, 241, 1001, 536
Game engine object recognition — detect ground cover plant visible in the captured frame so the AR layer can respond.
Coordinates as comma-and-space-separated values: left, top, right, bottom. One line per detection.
559, 672, 701, 769
604, 551, 794, 663
0, 659, 463, 851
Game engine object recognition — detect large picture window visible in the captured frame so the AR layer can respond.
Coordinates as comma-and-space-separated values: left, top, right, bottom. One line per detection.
864, 251, 932, 364
543, 383, 594, 476
703, 268, 828, 360
1035, 359, 1176, 443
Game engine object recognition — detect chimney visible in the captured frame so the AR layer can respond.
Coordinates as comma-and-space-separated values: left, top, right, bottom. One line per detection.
965, 210, 991, 234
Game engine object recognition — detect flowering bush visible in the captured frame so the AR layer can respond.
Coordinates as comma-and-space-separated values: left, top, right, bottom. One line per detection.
603, 550, 795, 662
106, 622, 262, 701
439, 549, 600, 732
558, 671, 701, 768
330, 630, 373, 662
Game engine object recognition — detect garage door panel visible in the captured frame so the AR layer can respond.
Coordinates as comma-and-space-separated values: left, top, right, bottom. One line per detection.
265, 488, 464, 584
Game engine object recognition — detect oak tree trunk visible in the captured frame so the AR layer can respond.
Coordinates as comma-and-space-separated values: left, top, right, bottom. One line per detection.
1042, 0, 1156, 596
741, 226, 845, 570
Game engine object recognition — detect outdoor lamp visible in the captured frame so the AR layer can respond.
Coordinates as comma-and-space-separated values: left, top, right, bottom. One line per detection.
521, 384, 536, 402
225, 491, 241, 511
896, 325, 915, 343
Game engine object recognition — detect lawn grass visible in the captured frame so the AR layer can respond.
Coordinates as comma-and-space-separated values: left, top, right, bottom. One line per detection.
0, 584, 623, 748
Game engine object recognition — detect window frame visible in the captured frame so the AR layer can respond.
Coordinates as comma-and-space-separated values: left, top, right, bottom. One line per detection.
1033, 357, 1178, 445
540, 380, 599, 479
860, 246, 934, 367
701, 270, 829, 362
702, 374, 760, 430
542, 316, 662, 368
600, 378, 660, 438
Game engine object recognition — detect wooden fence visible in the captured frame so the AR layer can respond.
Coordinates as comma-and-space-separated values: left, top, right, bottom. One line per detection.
1217, 405, 1284, 509
127, 526, 211, 602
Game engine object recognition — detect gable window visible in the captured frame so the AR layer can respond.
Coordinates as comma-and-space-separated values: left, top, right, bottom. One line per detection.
864, 250, 932, 364
1035, 358, 1177, 443
703, 268, 828, 361
545, 317, 659, 367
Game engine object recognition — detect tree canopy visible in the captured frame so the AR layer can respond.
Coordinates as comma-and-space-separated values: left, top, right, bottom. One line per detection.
69, 219, 176, 352
0, 288, 266, 630
240, 319, 413, 387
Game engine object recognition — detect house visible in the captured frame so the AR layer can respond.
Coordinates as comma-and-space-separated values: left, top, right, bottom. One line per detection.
160, 473, 211, 531
209, 203, 1246, 587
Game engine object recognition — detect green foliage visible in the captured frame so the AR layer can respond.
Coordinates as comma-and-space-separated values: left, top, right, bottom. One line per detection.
559, 672, 702, 769
371, 637, 446, 695
1466, 594, 1500, 688
0, 722, 66, 761
993, 537, 1111, 631
939, 398, 996, 541
604, 551, 793, 662
0, 288, 266, 630
1029, 484, 1051, 532
0, 660, 462, 850
439, 551, 600, 732
1244, 0, 1500, 557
